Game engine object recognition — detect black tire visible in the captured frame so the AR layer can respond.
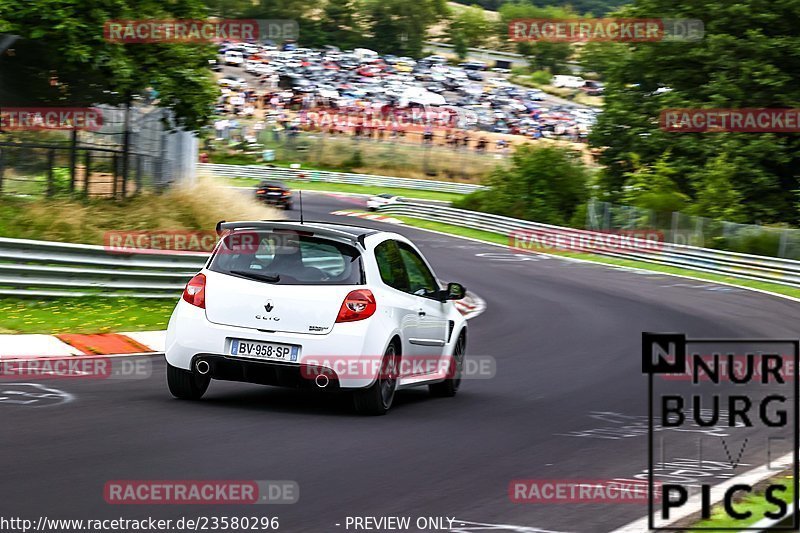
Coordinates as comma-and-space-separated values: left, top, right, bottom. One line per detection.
167, 362, 210, 400
353, 343, 399, 416
284, 202, 293, 210
429, 333, 465, 398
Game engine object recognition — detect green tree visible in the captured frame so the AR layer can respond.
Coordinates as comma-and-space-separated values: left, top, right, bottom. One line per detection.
248, 0, 318, 19
362, 0, 449, 57
452, 31, 469, 59
688, 154, 746, 222
577, 41, 626, 79
499, 3, 576, 74
448, 5, 491, 50
319, 0, 365, 49
591, 0, 800, 225
456, 145, 589, 225
202, 0, 253, 18
0, 0, 217, 130
621, 154, 689, 213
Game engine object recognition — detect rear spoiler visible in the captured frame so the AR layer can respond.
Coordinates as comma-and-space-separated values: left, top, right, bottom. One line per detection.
215, 220, 374, 248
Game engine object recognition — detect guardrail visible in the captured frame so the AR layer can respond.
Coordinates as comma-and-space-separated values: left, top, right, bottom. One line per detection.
7, 201, 800, 297
0, 237, 349, 298
0, 237, 207, 298
379, 203, 800, 289
197, 163, 486, 195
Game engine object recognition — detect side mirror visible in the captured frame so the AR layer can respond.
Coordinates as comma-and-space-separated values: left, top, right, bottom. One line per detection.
442, 282, 466, 301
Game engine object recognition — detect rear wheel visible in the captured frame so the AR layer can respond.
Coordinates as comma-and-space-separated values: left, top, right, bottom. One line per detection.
353, 343, 399, 415
429, 333, 465, 398
167, 362, 210, 400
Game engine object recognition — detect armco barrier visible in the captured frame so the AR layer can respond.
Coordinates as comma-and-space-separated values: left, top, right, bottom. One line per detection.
0, 237, 347, 298
197, 163, 486, 195
0, 237, 208, 298
5, 202, 800, 296
378, 203, 800, 288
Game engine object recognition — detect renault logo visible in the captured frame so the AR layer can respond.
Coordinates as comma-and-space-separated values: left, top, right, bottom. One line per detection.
264, 301, 274, 313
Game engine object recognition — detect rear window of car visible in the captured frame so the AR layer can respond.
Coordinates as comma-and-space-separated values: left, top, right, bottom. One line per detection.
208, 231, 364, 285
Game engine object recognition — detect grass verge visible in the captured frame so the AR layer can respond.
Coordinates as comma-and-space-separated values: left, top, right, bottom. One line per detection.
0, 298, 176, 334
690, 474, 795, 530
388, 214, 800, 300
0, 178, 283, 245
223, 177, 464, 203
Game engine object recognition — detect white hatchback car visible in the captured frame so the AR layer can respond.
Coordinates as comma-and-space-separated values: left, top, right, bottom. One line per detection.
166, 221, 468, 415
366, 194, 402, 211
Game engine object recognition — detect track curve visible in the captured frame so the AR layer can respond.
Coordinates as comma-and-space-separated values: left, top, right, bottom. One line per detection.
1, 191, 798, 532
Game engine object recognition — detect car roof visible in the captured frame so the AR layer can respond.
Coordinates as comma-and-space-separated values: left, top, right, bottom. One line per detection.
303, 222, 377, 237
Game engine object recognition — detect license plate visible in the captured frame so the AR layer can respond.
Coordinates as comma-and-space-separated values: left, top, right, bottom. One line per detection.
229, 339, 299, 362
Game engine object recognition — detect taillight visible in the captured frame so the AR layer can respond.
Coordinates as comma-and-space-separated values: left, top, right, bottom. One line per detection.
182, 273, 206, 309
256, 189, 266, 194
336, 289, 376, 323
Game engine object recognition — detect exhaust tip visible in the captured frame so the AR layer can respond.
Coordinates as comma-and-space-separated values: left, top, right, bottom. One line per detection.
196, 360, 210, 375
315, 374, 330, 388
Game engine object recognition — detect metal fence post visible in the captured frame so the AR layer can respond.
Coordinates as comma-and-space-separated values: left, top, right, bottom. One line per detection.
671, 211, 679, 244
135, 155, 143, 194
46, 148, 55, 197
0, 146, 4, 195
779, 230, 788, 258
83, 150, 91, 198
112, 153, 119, 199
69, 129, 78, 194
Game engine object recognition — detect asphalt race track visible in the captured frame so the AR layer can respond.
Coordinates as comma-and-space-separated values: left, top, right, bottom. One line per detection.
2, 191, 799, 532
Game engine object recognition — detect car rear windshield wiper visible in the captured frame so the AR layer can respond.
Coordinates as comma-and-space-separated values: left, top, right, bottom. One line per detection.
230, 270, 281, 283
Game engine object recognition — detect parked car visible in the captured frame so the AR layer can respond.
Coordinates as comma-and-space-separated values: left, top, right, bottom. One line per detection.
224, 50, 244, 66
551, 75, 585, 88
581, 80, 605, 96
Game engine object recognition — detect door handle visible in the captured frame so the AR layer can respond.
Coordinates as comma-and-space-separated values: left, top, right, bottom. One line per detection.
418, 310, 426, 316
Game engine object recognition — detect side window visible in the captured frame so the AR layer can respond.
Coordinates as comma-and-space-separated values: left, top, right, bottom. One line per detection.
374, 240, 409, 292
397, 242, 439, 297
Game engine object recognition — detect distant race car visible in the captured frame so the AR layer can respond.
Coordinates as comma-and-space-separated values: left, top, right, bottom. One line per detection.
366, 193, 402, 211
255, 181, 293, 209
165, 220, 468, 415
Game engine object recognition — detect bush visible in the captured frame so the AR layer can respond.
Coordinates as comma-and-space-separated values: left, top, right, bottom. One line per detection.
341, 149, 364, 171
530, 70, 552, 85
727, 230, 782, 257
454, 145, 588, 226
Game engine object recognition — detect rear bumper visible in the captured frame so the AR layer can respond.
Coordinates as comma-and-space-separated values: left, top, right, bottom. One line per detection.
190, 353, 343, 390
165, 300, 394, 389
256, 194, 291, 206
